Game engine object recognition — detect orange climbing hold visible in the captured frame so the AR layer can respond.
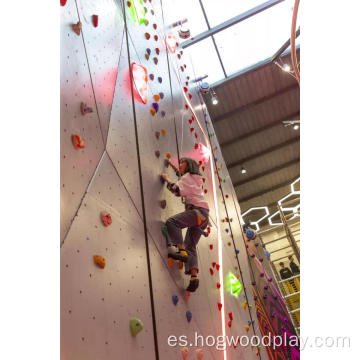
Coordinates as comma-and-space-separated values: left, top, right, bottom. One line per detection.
154, 94, 160, 101
168, 257, 174, 267
101, 211, 112, 227
245, 325, 250, 332
161, 129, 166, 136
150, 108, 156, 116
72, 134, 85, 149
93, 255, 106, 269
166, 152, 171, 159
72, 21, 82, 35
178, 261, 183, 270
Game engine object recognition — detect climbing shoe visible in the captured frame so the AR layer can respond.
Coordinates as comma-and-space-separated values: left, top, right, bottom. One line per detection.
186, 276, 199, 292
168, 248, 189, 263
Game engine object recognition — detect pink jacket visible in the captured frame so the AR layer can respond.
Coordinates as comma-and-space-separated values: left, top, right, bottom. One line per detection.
175, 173, 209, 210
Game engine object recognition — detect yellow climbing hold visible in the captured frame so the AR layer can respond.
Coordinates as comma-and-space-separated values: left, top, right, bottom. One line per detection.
242, 302, 247, 310
161, 129, 166, 136
245, 325, 250, 332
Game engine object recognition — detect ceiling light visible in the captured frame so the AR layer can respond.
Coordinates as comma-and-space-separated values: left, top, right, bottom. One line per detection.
241, 167, 246, 174
211, 96, 218, 105
293, 124, 299, 130
283, 64, 291, 72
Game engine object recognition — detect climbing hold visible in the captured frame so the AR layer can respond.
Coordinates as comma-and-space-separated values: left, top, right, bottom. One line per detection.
228, 320, 232, 328
225, 194, 229, 198
155, 150, 160, 158
161, 129, 166, 136
181, 347, 189, 360
225, 229, 229, 233
129, 317, 143, 336
145, 54, 149, 60
172, 294, 179, 305
229, 312, 233, 320
209, 244, 213, 250
211, 262, 216, 268
155, 48, 160, 55
72, 134, 85, 149
202, 166, 205, 171
166, 152, 171, 159
92, 15, 98, 27
194, 144, 199, 149
93, 255, 106, 269
204, 189, 207, 194
268, 277, 273, 282
159, 92, 164, 99
183, 86, 188, 93
160, 200, 166, 209
186, 310, 192, 323
146, 48, 151, 55
249, 304, 253, 310
153, 23, 157, 29
168, 257, 174, 267
190, 127, 194, 132
215, 264, 220, 271
71, 21, 82, 35
242, 302, 247, 310
254, 296, 258, 301
161, 111, 166, 117
263, 294, 268, 299
227, 242, 231, 246
150, 108, 156, 116
155, 131, 160, 139
245, 325, 250, 332
131, 63, 148, 104
60, 0, 67, 6
152, 102, 159, 112
149, 73, 154, 80
259, 258, 263, 262
158, 77, 162, 83
154, 35, 158, 41
217, 302, 222, 311
178, 261, 183, 270
144, 19, 149, 26
177, 54, 181, 59
153, 57, 158, 65
195, 349, 203, 360
80, 102, 93, 115
127, 1, 131, 7
101, 212, 112, 227
235, 249, 240, 254
145, 32, 150, 39
164, 159, 169, 167
265, 250, 270, 257
209, 268, 214, 275
153, 94, 160, 101
159, 175, 165, 184
188, 94, 192, 100
216, 282, 220, 289
260, 273, 265, 277
251, 281, 256, 286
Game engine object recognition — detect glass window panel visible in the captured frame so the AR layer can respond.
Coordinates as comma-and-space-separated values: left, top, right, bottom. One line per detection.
163, 0, 208, 38
202, 0, 265, 27
186, 38, 225, 84
214, 0, 295, 75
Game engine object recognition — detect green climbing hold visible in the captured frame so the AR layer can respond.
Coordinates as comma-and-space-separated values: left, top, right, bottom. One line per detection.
161, 225, 168, 237
130, 317, 143, 336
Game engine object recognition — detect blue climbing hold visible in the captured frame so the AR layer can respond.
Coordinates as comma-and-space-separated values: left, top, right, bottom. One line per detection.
225, 229, 229, 233
265, 250, 270, 257
172, 294, 179, 306
146, 48, 151, 55
246, 229, 254, 239
235, 249, 239, 255
158, 77, 162, 83
186, 310, 192, 323
160, 175, 165, 184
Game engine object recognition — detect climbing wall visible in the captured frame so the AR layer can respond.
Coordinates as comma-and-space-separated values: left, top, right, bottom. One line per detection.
61, 0, 297, 359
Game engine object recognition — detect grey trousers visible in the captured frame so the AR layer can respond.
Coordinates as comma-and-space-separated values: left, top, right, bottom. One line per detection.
165, 207, 209, 273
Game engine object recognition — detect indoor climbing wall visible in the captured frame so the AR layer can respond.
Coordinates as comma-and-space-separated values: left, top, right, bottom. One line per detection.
61, 0, 297, 359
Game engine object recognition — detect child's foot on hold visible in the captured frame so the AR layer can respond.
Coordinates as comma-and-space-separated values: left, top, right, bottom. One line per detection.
186, 276, 199, 292
168, 247, 189, 263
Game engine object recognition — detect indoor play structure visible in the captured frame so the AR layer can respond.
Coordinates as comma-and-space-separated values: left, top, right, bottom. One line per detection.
60, 0, 299, 359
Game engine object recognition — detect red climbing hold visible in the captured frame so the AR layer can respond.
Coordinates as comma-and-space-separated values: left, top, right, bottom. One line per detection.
92, 15, 99, 27
215, 264, 220, 271
188, 119, 192, 124
72, 134, 85, 149
225, 194, 229, 198
145, 32, 150, 40
216, 283, 221, 289
154, 35, 158, 41
101, 212, 112, 227
190, 127, 194, 132
212, 262, 216, 268
228, 320, 232, 328
153, 24, 157, 29
127, 1, 131, 6
188, 94, 192, 100
183, 87, 188, 93
217, 302, 222, 311
185, 104, 189, 109
155, 48, 160, 55
202, 178, 205, 183
60, 0, 67, 6
194, 144, 199, 149
209, 268, 214, 275
229, 312, 233, 320
160, 200, 167, 209
204, 189, 208, 194
209, 244, 213, 250
202, 166, 205, 171
195, 133, 198, 139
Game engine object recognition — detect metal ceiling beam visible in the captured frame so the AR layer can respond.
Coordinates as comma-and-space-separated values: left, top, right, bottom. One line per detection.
180, 0, 285, 49
228, 136, 300, 169
220, 111, 300, 148
271, 28, 300, 61
238, 176, 300, 204
213, 83, 298, 123
233, 158, 300, 187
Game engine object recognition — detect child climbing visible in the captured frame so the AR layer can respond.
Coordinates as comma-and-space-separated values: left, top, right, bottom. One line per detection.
161, 157, 209, 293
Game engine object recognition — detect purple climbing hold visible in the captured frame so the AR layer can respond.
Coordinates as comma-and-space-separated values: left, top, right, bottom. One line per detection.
161, 111, 166, 117
273, 295, 278, 300
251, 281, 256, 286
149, 74, 154, 81
159, 92, 164, 99
160, 200, 166, 209
158, 77, 162, 83
152, 103, 159, 112
260, 272, 265, 277
172, 294, 179, 305
246, 245, 249, 248
263, 294, 268, 299
186, 310, 192, 323
250, 254, 255, 258
259, 258, 264, 262
235, 249, 239, 254
264, 285, 268, 290
225, 229, 229, 233
214, 157, 217, 162
268, 277, 273, 282
255, 243, 259, 247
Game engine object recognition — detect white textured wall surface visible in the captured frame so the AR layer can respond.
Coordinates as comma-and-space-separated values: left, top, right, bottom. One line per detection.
61, 1, 269, 359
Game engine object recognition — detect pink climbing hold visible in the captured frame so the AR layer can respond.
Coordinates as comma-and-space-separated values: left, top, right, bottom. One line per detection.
101, 212, 112, 227
92, 15, 99, 27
